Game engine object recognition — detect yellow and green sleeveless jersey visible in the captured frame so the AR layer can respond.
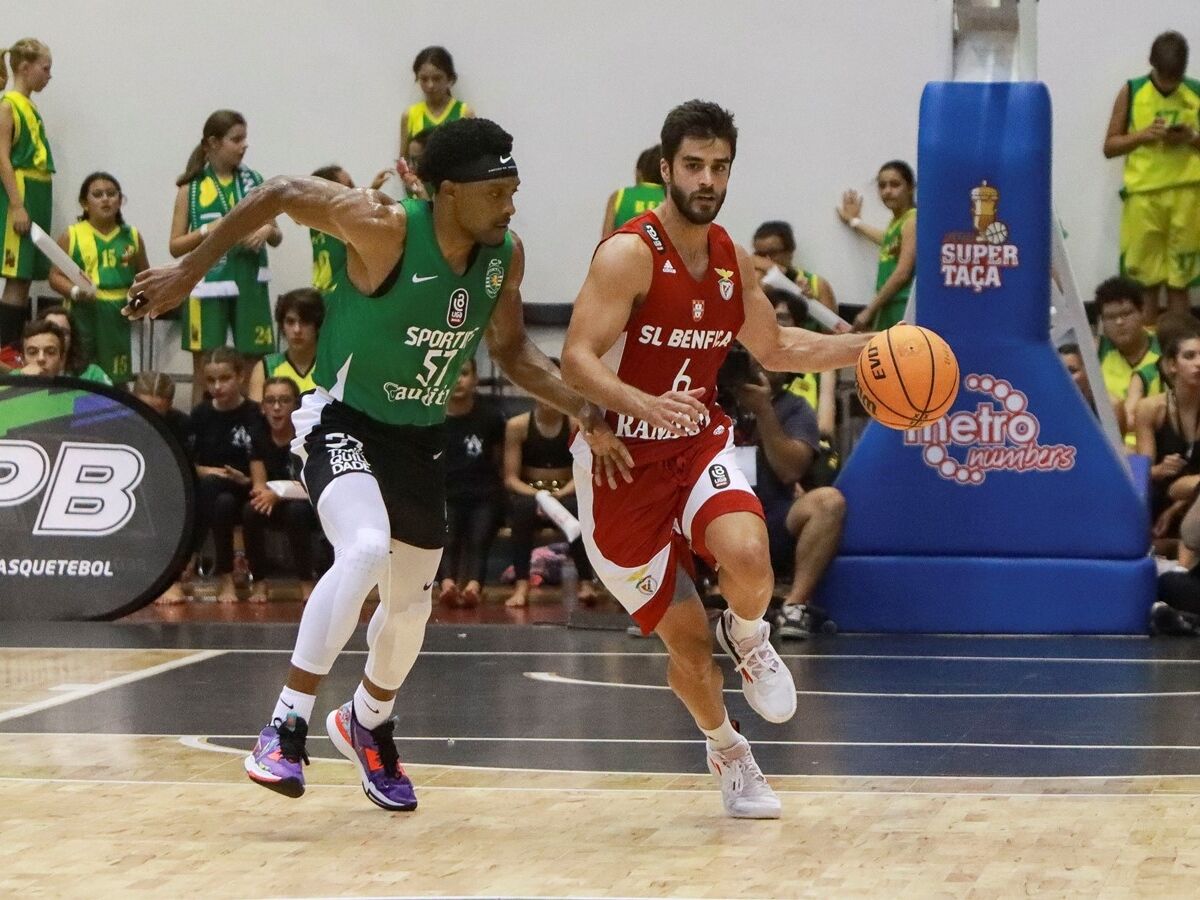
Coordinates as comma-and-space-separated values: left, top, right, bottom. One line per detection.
67, 221, 140, 301
1123, 75, 1200, 194
313, 197, 513, 426
876, 208, 915, 302
406, 98, 470, 138
187, 164, 268, 298
612, 183, 665, 229
1098, 331, 1161, 401
263, 351, 316, 395
2, 91, 54, 173
310, 229, 347, 296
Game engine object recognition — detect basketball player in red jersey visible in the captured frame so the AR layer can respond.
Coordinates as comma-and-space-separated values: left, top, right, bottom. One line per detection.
562, 101, 872, 818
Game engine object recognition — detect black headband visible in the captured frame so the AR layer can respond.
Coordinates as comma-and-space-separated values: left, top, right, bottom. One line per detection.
442, 152, 518, 184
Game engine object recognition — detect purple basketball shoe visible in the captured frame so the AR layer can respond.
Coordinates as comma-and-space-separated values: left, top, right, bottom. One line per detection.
327, 701, 418, 811
244, 714, 309, 798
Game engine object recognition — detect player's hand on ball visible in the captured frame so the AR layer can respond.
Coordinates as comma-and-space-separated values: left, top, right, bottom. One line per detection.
124, 262, 201, 320
581, 419, 634, 489
643, 387, 708, 438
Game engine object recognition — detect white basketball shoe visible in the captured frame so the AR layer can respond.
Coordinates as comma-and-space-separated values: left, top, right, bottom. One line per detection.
706, 737, 781, 819
715, 610, 798, 724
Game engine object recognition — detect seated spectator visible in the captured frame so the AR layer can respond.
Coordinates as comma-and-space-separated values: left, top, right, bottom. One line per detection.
189, 347, 267, 603
1058, 343, 1099, 416
837, 160, 917, 331
16, 319, 66, 376
602, 144, 665, 236
1096, 276, 1161, 441
249, 287, 323, 400
503, 396, 597, 609
767, 287, 836, 442
310, 167, 392, 295
40, 306, 112, 384
751, 220, 839, 317
438, 357, 505, 607
1135, 315, 1200, 545
243, 376, 321, 602
734, 356, 845, 639
132, 371, 193, 605
401, 127, 435, 199
47, 171, 149, 383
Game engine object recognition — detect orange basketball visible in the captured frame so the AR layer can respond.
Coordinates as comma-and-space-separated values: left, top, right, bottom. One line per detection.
855, 325, 960, 430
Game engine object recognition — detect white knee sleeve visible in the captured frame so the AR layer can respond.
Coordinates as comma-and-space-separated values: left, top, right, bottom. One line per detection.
363, 541, 441, 691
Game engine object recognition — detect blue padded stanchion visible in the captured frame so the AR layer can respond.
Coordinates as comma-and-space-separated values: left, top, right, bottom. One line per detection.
816, 82, 1155, 634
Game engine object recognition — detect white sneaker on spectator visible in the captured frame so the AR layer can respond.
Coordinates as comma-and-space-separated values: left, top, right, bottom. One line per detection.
715, 610, 797, 724
706, 737, 780, 819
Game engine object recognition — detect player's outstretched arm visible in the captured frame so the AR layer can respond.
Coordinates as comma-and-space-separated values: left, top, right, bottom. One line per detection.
485, 234, 633, 486
125, 176, 404, 320
735, 245, 872, 373
561, 235, 706, 436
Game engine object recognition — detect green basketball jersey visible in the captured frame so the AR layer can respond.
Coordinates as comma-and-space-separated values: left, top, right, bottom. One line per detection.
310, 228, 347, 296
187, 164, 268, 297
612, 183, 665, 229
68, 221, 140, 301
313, 198, 513, 426
2, 91, 54, 173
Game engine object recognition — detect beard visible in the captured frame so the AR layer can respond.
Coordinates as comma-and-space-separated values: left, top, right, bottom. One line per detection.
668, 181, 725, 225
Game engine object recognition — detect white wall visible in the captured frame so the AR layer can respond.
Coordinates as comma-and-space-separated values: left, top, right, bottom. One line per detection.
7, 0, 1196, 330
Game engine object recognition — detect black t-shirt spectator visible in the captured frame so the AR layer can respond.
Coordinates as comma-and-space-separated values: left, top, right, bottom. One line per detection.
162, 408, 193, 460
190, 399, 266, 474
445, 400, 505, 502
754, 392, 821, 523
252, 431, 296, 482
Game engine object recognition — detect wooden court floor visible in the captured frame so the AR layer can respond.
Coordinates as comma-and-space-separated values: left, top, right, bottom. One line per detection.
3, 623, 1200, 898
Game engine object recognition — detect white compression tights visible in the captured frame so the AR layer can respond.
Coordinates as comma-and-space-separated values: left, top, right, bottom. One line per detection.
291, 472, 439, 690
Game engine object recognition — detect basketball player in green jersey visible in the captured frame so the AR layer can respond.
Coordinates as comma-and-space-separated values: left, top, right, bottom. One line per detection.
838, 160, 917, 331
48, 172, 149, 382
602, 144, 666, 236
127, 117, 637, 810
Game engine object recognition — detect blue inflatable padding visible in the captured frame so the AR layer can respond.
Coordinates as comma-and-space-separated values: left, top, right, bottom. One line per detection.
818, 555, 1156, 634
823, 82, 1154, 633
1127, 454, 1151, 504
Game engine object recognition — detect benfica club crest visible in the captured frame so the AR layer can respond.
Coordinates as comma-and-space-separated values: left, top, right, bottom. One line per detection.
715, 267, 735, 300
692, 299, 705, 321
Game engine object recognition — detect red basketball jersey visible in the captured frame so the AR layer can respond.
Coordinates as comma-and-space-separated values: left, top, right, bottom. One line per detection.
599, 210, 745, 463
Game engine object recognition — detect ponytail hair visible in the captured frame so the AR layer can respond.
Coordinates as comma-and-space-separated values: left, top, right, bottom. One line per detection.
0, 38, 50, 92
176, 109, 246, 187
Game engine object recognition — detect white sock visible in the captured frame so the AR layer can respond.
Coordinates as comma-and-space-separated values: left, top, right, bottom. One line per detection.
726, 611, 763, 642
272, 686, 316, 725
702, 713, 742, 752
354, 682, 394, 730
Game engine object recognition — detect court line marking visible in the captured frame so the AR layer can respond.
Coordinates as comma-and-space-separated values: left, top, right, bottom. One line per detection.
5, 771, 1200, 800
525, 670, 1200, 698
0, 649, 227, 724
6, 646, 1200, 664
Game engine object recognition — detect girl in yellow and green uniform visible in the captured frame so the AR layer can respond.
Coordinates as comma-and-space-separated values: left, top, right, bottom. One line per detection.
48, 172, 149, 382
838, 160, 917, 332
0, 38, 54, 347
170, 110, 281, 404
399, 46, 473, 162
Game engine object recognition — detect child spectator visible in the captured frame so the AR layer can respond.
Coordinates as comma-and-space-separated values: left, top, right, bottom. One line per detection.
438, 357, 505, 607
503, 396, 598, 608
838, 160, 917, 331
171, 110, 281, 404
1135, 315, 1200, 543
309, 166, 391, 295
133, 371, 193, 605
243, 376, 320, 602
16, 318, 65, 376
751, 219, 839, 317
400, 47, 473, 162
400, 127, 435, 200
602, 144, 665, 236
1103, 31, 1200, 322
47, 172, 149, 383
40, 306, 112, 384
189, 347, 267, 603
0, 38, 54, 347
1057, 343, 1099, 416
1096, 276, 1161, 440
249, 287, 323, 400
